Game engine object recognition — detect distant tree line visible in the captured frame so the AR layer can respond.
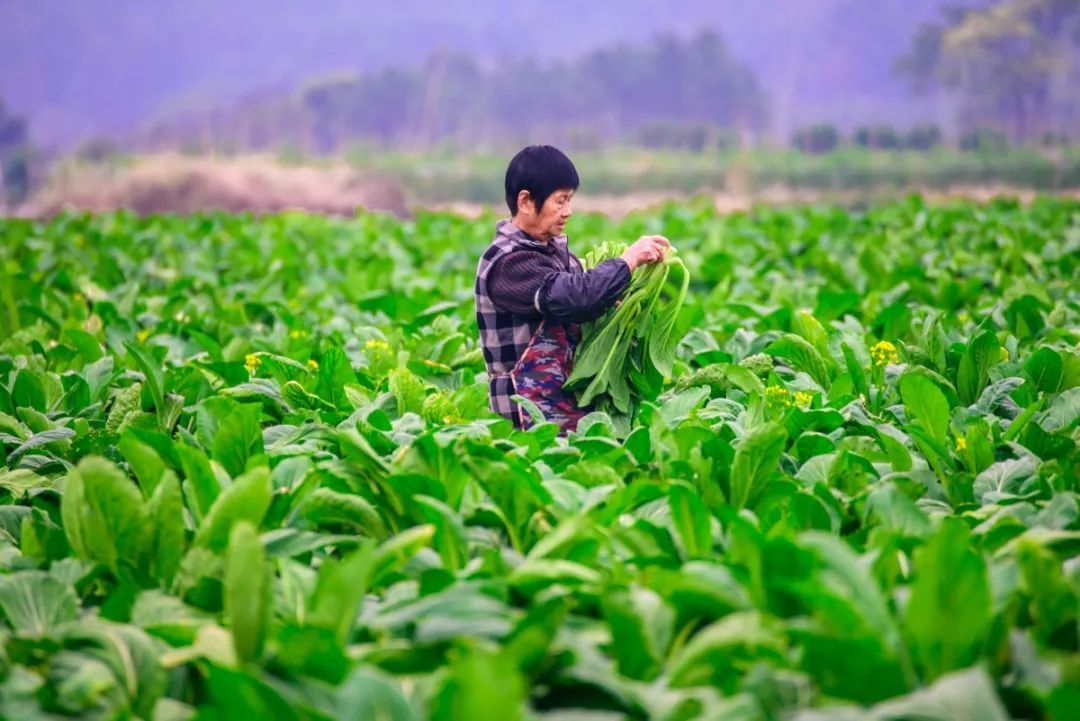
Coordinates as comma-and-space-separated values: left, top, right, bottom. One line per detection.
0, 101, 33, 207
896, 0, 1080, 143
137, 31, 768, 154
791, 121, 1073, 155
793, 124, 948, 154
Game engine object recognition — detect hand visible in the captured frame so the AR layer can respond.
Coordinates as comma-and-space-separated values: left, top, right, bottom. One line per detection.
620, 235, 671, 271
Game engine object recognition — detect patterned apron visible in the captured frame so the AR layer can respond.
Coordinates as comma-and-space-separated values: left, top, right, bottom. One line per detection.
503, 321, 589, 433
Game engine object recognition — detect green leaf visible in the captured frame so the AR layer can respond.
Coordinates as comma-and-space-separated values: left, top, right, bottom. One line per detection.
414, 495, 468, 573
193, 465, 272, 552
430, 644, 526, 721
12, 370, 46, 411
647, 258, 690, 377
873, 666, 1008, 721
668, 481, 711, 559
863, 482, 930, 538
899, 372, 951, 445
768, 333, 832, 390
0, 468, 57, 495
132, 590, 212, 647
1005, 294, 1045, 339
301, 487, 386, 539
0, 570, 78, 635
792, 666, 1009, 721
601, 584, 674, 681
509, 394, 546, 426
146, 471, 185, 587
225, 522, 271, 663
176, 443, 223, 522
316, 346, 358, 410
956, 330, 1000, 405
509, 558, 602, 593
972, 377, 1024, 416
388, 367, 426, 416
794, 309, 835, 369
842, 343, 869, 399
659, 386, 710, 425
124, 341, 167, 431
196, 396, 264, 479
1025, 347, 1063, 394
58, 620, 168, 719
118, 430, 165, 498
1038, 387, 1080, 433
730, 422, 787, 510
272, 624, 350, 684
6, 427, 76, 467
668, 611, 786, 690
60, 456, 150, 576
973, 456, 1039, 504
81, 356, 117, 405
309, 542, 376, 645
336, 666, 415, 721
904, 518, 990, 680
372, 524, 436, 584
1016, 538, 1078, 644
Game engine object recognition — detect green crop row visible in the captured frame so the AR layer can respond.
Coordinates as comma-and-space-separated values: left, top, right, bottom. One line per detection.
0, 197, 1077, 719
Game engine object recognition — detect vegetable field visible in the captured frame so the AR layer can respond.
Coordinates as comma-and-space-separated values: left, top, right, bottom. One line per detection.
0, 198, 1078, 720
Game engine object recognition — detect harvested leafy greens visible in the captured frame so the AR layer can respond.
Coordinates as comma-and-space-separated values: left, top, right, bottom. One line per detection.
565, 241, 690, 420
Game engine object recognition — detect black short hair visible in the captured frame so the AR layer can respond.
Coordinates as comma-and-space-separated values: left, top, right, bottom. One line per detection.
504, 145, 580, 216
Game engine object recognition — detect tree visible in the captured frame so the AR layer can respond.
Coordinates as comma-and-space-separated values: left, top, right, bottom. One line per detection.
793, 124, 840, 154
142, 31, 769, 153
0, 102, 31, 207
896, 0, 1080, 143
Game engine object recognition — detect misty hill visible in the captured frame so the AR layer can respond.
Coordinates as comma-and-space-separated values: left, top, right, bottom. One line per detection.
1, 0, 960, 148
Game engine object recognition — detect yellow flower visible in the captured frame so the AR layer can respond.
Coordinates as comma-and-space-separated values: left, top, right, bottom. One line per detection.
290, 329, 307, 339
958, 311, 971, 323
365, 338, 390, 351
136, 329, 150, 343
423, 358, 452, 373
870, 340, 900, 367
765, 385, 792, 407
794, 391, 814, 408
955, 436, 968, 452
307, 359, 319, 371
245, 353, 261, 375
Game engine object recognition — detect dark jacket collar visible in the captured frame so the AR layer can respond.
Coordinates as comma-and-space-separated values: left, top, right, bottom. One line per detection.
496, 218, 567, 253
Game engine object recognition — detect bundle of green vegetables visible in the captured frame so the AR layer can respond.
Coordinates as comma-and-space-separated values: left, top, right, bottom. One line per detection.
564, 241, 690, 419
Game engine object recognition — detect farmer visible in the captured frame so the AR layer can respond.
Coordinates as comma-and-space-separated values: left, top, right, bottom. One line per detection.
475, 145, 670, 431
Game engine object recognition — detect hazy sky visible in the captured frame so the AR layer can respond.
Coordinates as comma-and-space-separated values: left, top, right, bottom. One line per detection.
0, 0, 959, 147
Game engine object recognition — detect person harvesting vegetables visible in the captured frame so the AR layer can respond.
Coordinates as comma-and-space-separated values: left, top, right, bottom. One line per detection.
475, 145, 672, 431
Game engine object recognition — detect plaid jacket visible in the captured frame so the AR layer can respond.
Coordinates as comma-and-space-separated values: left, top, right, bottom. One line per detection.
475, 220, 576, 422
475, 219, 631, 425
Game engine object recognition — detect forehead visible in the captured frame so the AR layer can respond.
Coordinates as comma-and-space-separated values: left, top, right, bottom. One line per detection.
551, 188, 575, 198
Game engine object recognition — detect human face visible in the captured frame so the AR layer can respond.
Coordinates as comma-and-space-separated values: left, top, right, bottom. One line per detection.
516, 187, 575, 242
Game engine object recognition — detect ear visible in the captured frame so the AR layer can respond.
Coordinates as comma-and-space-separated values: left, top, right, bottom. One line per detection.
517, 190, 534, 215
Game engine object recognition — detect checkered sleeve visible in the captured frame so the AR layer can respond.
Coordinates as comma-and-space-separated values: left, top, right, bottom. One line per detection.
539, 258, 631, 323
486, 251, 558, 317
